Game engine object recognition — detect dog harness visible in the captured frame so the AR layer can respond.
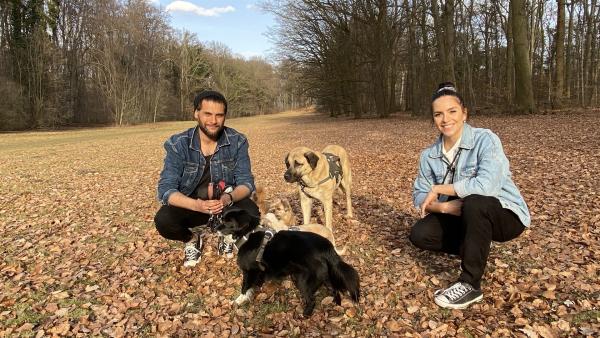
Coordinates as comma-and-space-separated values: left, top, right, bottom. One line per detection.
234, 226, 276, 271
300, 152, 343, 192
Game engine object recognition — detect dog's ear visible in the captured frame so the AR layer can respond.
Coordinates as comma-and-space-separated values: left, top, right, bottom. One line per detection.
249, 213, 261, 229
237, 210, 260, 231
304, 151, 319, 169
284, 153, 290, 168
223, 207, 260, 232
222, 208, 246, 221
304, 151, 319, 170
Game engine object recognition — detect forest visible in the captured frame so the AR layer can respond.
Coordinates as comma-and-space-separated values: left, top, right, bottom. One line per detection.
1, 0, 599, 127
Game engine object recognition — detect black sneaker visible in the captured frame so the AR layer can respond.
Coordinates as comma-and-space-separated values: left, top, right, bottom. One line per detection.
434, 281, 483, 309
183, 234, 202, 267
218, 235, 235, 258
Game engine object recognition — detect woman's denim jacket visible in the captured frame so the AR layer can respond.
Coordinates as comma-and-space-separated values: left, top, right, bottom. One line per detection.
157, 126, 255, 205
413, 123, 530, 227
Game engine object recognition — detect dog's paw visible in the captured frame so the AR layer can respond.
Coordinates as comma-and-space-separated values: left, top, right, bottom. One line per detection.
234, 294, 249, 305
234, 289, 254, 305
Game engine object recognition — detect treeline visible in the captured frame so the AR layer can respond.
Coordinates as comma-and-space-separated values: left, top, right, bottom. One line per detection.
266, 0, 600, 117
0, 0, 305, 130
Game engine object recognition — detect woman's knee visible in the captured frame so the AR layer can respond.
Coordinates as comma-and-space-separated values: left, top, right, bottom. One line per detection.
462, 194, 497, 216
409, 221, 434, 249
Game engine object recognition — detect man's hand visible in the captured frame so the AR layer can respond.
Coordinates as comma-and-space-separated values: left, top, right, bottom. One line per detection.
195, 199, 224, 214
220, 193, 233, 208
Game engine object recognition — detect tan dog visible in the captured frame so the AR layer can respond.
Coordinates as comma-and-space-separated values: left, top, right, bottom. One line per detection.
284, 145, 352, 230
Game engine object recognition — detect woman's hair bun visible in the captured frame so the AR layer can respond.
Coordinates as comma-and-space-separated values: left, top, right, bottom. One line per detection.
431, 81, 464, 106
437, 82, 457, 93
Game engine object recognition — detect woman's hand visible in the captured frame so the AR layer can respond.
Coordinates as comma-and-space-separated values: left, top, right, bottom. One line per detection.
442, 199, 463, 216
420, 189, 439, 217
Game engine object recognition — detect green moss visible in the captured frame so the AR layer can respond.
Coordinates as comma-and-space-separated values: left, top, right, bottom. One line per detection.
185, 294, 205, 313
248, 299, 290, 327
439, 307, 452, 319
4, 303, 46, 328
572, 310, 600, 324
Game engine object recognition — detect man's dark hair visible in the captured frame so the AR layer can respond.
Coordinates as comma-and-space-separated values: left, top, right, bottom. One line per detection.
193, 90, 228, 113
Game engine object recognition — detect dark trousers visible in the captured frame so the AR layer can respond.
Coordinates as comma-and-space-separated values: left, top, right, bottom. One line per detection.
154, 197, 260, 242
409, 194, 525, 289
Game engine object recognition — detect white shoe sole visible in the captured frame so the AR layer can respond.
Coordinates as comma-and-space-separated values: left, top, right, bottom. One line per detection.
434, 294, 483, 309
183, 259, 200, 267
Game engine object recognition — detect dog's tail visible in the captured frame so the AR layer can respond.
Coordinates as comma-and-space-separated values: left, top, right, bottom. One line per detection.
330, 235, 347, 255
251, 185, 267, 216
327, 255, 360, 302
334, 245, 348, 256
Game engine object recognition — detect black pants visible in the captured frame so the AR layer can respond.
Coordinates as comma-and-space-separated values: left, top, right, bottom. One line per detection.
154, 197, 260, 242
409, 194, 525, 289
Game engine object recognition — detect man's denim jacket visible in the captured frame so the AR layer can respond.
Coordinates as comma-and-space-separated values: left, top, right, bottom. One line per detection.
157, 125, 255, 205
413, 123, 530, 227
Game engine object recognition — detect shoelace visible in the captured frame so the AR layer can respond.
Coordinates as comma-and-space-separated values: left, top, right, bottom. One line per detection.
222, 241, 234, 253
184, 244, 200, 260
218, 239, 234, 254
443, 283, 471, 301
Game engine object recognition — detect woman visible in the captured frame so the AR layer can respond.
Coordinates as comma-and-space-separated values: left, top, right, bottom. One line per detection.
411, 82, 530, 309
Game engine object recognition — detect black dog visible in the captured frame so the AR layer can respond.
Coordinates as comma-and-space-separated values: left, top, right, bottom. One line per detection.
216, 207, 360, 316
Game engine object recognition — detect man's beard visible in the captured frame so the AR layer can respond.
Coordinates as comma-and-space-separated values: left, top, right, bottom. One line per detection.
198, 122, 224, 141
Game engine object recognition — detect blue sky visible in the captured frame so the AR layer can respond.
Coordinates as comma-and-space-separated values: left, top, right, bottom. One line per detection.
148, 0, 277, 59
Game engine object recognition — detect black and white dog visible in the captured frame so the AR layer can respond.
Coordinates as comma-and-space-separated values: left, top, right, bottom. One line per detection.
216, 207, 360, 316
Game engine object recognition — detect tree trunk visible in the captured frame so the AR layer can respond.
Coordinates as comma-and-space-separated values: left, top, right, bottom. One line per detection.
565, 0, 574, 99
511, 0, 536, 113
553, 0, 566, 108
443, 0, 456, 84
506, 0, 515, 104
432, 0, 456, 84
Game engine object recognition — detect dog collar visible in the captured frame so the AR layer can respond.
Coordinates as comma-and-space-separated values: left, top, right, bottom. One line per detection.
233, 226, 275, 251
233, 226, 276, 271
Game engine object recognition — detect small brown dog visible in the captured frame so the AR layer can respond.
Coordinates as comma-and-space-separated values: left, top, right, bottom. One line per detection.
284, 145, 353, 231
251, 186, 346, 254
251, 186, 297, 225
267, 197, 297, 226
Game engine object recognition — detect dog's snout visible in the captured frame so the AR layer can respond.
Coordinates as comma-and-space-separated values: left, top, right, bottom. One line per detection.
284, 170, 294, 182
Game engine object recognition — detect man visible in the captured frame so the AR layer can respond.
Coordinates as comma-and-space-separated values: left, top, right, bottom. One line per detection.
155, 90, 259, 267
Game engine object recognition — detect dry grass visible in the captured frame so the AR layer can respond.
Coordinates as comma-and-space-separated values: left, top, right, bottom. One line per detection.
1, 109, 599, 336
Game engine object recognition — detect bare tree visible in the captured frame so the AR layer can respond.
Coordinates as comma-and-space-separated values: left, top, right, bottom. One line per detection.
511, 0, 536, 113
553, 0, 566, 107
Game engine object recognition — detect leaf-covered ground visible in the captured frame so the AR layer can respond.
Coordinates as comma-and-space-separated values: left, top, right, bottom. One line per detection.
1, 109, 599, 337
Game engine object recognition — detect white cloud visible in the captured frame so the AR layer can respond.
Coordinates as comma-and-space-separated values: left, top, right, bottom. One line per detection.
238, 51, 261, 59
246, 4, 257, 10
166, 1, 235, 17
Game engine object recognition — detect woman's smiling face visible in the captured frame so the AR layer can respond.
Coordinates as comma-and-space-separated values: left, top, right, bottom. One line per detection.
432, 95, 468, 141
